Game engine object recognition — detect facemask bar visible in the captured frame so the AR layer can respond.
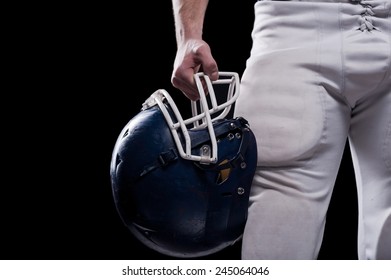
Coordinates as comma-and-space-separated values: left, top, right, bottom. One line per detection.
141, 72, 240, 164
190, 72, 240, 128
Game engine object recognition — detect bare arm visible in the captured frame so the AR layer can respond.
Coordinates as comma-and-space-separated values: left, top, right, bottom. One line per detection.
172, 0, 208, 44
171, 0, 219, 100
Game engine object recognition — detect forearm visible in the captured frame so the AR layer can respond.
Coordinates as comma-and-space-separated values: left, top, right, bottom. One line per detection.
172, 0, 209, 45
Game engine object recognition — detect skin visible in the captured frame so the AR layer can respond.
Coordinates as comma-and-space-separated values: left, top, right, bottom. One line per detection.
171, 0, 219, 101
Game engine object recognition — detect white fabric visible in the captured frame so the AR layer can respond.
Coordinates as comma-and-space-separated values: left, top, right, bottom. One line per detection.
236, 0, 391, 259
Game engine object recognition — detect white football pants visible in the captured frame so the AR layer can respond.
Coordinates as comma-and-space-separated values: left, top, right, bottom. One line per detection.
235, 0, 391, 259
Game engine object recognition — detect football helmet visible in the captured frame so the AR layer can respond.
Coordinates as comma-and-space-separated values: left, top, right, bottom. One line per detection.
110, 72, 257, 258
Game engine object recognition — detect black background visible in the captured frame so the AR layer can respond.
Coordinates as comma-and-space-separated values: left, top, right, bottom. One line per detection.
3, 1, 358, 260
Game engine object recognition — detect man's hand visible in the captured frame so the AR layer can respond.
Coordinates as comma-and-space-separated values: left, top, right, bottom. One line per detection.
171, 39, 219, 100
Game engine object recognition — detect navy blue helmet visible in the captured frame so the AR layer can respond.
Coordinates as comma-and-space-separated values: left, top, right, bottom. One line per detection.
110, 72, 257, 258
